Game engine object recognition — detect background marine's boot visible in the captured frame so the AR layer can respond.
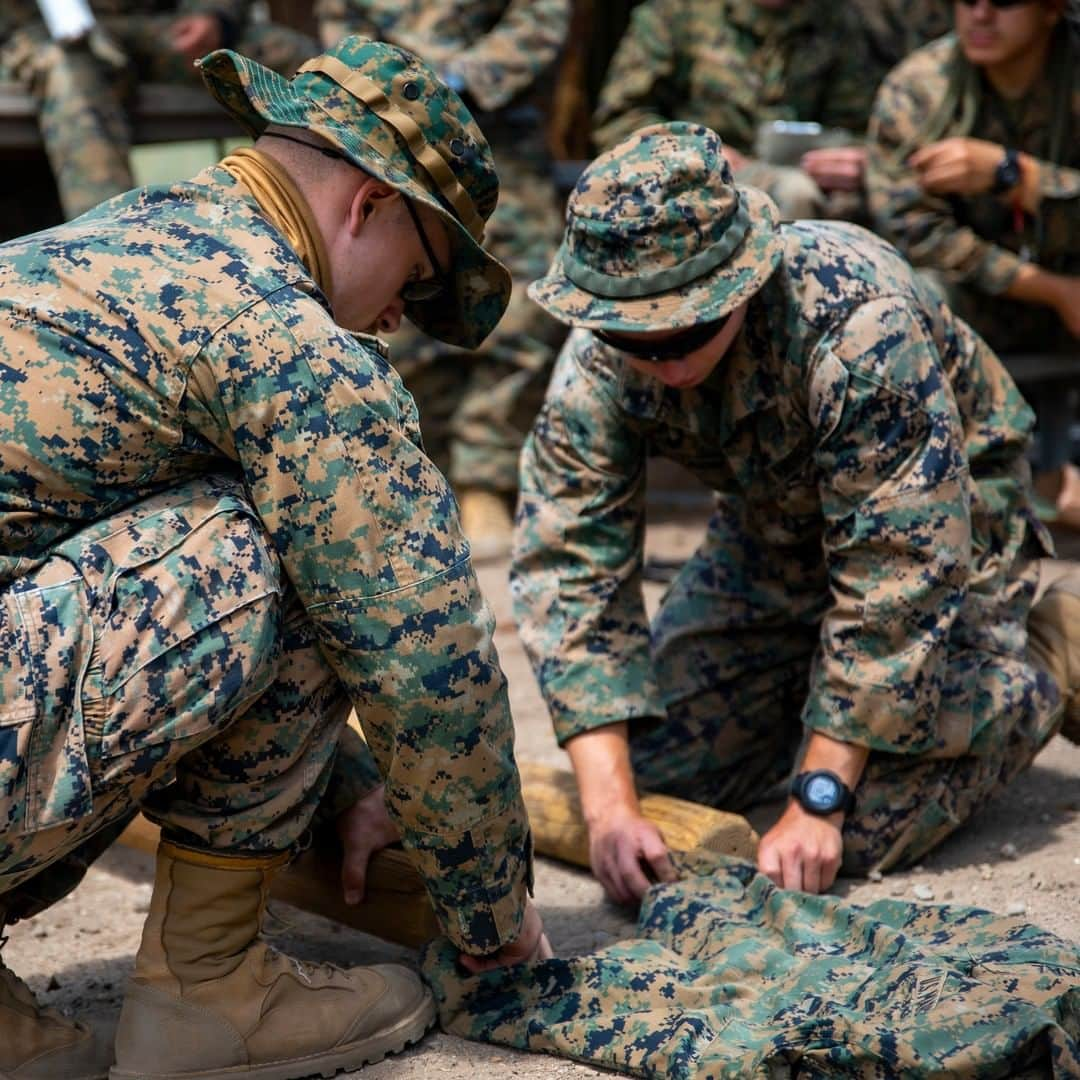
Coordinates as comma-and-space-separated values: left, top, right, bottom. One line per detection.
110, 841, 435, 1080
0, 901, 113, 1080
458, 487, 514, 562
1027, 559, 1080, 745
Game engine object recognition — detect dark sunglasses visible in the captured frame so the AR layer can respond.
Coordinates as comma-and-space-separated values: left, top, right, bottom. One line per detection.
955, 0, 1037, 8
595, 313, 729, 362
261, 130, 449, 304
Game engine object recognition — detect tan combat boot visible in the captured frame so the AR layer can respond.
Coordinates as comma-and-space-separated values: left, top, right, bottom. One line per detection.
1027, 559, 1080, 745
0, 903, 114, 1080
110, 841, 435, 1080
458, 487, 514, 562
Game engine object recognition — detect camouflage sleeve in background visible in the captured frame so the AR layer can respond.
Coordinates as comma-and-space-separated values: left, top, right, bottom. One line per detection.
511, 333, 665, 745
448, 0, 571, 113
591, 0, 685, 155
187, 294, 532, 954
802, 295, 973, 754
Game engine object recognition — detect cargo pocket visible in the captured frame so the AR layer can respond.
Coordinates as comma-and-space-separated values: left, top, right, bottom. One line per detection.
77, 489, 282, 759
0, 561, 94, 834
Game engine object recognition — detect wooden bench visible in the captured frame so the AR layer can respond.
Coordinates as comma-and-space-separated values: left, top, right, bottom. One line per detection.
0, 80, 239, 152
0, 80, 241, 239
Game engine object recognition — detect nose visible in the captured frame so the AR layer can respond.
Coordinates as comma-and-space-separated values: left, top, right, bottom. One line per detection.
376, 295, 405, 335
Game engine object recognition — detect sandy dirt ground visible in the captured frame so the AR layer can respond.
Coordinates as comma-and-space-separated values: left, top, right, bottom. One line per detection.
5, 502, 1079, 1079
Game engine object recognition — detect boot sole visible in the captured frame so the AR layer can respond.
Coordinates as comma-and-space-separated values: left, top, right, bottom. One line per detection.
108, 989, 436, 1080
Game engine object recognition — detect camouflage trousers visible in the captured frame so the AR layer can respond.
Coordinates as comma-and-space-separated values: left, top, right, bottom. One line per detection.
629, 509, 1063, 876
392, 135, 566, 496
423, 858, 1080, 1077
1, 16, 317, 220
0, 475, 356, 921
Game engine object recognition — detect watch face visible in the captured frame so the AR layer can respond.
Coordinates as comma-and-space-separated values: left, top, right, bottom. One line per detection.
800, 772, 845, 813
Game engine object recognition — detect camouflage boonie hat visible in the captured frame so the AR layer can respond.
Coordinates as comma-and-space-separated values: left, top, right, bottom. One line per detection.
198, 35, 510, 349
529, 122, 783, 332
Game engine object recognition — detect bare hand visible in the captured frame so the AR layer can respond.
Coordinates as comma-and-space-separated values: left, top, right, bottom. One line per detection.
336, 784, 400, 905
908, 137, 1005, 197
587, 804, 678, 905
458, 899, 553, 973
757, 802, 844, 894
799, 146, 867, 192
725, 146, 750, 172
169, 14, 223, 64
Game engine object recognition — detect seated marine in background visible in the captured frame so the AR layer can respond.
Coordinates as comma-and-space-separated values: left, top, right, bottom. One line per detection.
0, 0, 318, 220
591, 0, 878, 220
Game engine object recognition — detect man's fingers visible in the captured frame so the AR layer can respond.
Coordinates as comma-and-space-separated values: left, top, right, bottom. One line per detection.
640, 833, 677, 884
757, 842, 782, 887
779, 849, 803, 893
340, 854, 367, 905
802, 855, 821, 895
614, 842, 654, 901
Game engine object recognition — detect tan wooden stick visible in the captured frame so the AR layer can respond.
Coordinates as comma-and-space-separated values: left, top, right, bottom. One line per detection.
118, 762, 756, 949
518, 761, 758, 866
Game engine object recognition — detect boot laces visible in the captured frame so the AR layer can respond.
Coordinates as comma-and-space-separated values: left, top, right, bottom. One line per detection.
264, 944, 345, 985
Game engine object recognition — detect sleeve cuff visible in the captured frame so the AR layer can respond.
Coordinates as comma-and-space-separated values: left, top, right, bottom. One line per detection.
403, 810, 534, 954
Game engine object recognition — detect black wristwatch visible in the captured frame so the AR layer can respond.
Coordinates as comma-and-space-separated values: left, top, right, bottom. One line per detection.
991, 147, 1022, 195
790, 770, 855, 816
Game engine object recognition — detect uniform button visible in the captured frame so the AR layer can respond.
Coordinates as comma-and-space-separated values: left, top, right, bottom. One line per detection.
402, 82, 420, 100
450, 138, 466, 157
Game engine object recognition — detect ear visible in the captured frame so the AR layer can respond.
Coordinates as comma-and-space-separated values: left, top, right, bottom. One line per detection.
346, 178, 401, 238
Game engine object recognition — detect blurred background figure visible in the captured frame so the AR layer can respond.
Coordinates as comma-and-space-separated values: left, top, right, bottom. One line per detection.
0, 1, 317, 220
852, 0, 954, 75
867, 0, 1080, 523
590, 0, 878, 220
316, 0, 570, 560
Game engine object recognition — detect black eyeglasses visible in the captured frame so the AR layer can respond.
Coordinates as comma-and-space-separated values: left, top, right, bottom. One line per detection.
261, 130, 449, 303
955, 0, 1036, 8
400, 198, 451, 303
595, 314, 729, 362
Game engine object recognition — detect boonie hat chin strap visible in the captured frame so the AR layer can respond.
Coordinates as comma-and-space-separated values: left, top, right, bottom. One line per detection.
296, 55, 486, 243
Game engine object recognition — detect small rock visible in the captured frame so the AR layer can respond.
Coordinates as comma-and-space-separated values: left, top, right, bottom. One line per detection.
33, 929, 48, 939
910, 864, 925, 874
46, 976, 61, 992
1039, 812, 1052, 824
942, 889, 954, 900
913, 883, 935, 901
868, 869, 883, 883
890, 882, 906, 897
979, 864, 994, 880
1005, 900, 1027, 916
999, 842, 1019, 860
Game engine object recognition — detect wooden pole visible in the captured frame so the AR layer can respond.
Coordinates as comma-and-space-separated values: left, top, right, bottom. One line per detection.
118, 763, 756, 949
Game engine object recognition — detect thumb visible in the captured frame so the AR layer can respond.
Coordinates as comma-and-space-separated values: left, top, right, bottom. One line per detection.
340, 848, 368, 905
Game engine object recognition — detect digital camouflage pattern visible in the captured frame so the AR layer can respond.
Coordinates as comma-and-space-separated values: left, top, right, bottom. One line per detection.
0, 158, 531, 954
529, 124, 783, 333
314, 0, 569, 495
591, 0, 878, 218
513, 213, 1063, 870
422, 856, 1080, 1078
851, 0, 952, 75
866, 31, 1080, 353
0, 0, 318, 220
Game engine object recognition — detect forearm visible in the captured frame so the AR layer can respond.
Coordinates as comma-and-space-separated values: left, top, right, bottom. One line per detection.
797, 730, 869, 795
1003, 261, 1069, 311
565, 722, 639, 822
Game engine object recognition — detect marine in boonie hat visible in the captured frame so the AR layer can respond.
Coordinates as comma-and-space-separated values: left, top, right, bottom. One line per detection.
197, 35, 510, 349
528, 121, 783, 332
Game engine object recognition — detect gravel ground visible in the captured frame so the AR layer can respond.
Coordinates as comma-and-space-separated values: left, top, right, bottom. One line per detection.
5, 505, 1078, 1078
